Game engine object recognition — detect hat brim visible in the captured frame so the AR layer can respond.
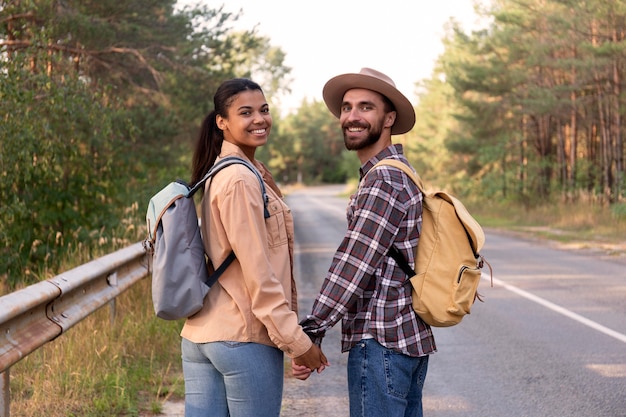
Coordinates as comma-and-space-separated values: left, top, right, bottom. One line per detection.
322, 73, 416, 135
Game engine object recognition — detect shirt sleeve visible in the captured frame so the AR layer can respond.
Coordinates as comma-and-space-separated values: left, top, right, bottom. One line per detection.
220, 169, 311, 357
300, 172, 407, 345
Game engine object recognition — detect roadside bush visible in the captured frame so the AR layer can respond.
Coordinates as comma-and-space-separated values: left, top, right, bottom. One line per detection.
0, 65, 135, 287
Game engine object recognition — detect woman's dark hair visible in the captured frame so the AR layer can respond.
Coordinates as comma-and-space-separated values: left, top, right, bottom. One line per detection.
190, 78, 263, 186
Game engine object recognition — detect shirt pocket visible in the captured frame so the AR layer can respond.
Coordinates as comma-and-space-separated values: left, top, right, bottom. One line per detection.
265, 195, 288, 248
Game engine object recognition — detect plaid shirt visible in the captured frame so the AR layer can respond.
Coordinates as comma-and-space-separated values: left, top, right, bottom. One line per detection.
300, 145, 436, 357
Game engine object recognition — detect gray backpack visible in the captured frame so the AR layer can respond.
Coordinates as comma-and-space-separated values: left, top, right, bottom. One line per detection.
144, 156, 269, 320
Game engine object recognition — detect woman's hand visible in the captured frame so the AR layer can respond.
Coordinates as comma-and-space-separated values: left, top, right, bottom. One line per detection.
293, 344, 329, 374
291, 359, 313, 380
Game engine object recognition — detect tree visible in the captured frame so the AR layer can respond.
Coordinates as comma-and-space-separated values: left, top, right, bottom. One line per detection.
0, 62, 134, 285
0, 0, 294, 285
277, 100, 348, 184
437, 0, 625, 204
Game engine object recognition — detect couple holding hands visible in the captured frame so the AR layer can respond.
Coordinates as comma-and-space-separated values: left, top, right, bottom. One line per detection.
179, 67, 436, 417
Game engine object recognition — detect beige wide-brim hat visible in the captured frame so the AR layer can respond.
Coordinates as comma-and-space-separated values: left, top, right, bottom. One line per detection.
322, 67, 416, 135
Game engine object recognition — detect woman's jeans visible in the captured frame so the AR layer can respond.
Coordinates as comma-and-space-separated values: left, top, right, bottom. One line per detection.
182, 337, 284, 417
347, 338, 429, 417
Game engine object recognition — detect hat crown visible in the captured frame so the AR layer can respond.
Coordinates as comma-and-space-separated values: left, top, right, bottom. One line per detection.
358, 67, 396, 88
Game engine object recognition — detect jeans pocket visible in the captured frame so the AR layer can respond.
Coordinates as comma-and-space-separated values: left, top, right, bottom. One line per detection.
383, 350, 414, 398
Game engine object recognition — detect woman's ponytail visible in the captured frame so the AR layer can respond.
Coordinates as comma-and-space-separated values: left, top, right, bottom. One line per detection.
191, 110, 223, 187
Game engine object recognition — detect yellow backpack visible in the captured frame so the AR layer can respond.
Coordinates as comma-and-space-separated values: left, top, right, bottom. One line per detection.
371, 159, 492, 327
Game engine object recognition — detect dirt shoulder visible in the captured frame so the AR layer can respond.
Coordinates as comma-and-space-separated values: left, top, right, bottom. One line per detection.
489, 226, 626, 265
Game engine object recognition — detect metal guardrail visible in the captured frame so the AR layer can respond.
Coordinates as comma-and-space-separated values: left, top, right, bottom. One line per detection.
0, 242, 149, 417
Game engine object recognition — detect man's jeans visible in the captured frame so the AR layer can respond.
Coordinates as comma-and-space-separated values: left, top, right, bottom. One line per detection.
347, 338, 429, 417
181, 337, 284, 417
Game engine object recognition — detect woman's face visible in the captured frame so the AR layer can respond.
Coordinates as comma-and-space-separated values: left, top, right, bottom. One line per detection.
217, 89, 272, 158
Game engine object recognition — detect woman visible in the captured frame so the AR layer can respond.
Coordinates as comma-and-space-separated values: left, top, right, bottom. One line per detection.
181, 78, 327, 417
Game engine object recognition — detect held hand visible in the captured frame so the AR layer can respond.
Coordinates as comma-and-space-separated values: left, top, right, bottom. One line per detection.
291, 359, 312, 380
294, 344, 329, 373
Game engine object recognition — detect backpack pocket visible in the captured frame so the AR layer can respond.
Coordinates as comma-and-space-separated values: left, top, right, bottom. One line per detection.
447, 265, 482, 316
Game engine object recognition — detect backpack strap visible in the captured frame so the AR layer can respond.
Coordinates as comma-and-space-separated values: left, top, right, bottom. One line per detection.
373, 159, 491, 287
207, 251, 237, 288
388, 246, 416, 277
369, 158, 422, 277
188, 156, 270, 218
371, 158, 425, 192
189, 156, 271, 287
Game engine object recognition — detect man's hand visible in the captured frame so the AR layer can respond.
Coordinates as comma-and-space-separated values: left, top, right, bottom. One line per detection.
293, 344, 329, 373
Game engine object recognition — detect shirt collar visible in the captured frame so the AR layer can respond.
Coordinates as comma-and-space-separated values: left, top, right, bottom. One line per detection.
218, 141, 263, 172
359, 144, 405, 179
219, 140, 249, 160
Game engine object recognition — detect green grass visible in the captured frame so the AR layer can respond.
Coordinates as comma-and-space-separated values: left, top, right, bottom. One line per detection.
470, 199, 626, 248
9, 278, 185, 417
6, 204, 186, 417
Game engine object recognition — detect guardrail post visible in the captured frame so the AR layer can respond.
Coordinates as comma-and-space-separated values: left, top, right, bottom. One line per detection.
108, 272, 118, 326
1, 368, 9, 417
109, 299, 117, 326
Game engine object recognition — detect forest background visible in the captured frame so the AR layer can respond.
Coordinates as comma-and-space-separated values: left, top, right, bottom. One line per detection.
1, 0, 625, 415
2, 0, 626, 288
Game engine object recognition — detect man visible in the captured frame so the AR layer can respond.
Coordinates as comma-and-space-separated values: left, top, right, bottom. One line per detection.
299, 68, 436, 417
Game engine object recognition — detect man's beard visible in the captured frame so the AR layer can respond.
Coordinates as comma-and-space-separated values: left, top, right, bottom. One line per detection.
343, 123, 382, 151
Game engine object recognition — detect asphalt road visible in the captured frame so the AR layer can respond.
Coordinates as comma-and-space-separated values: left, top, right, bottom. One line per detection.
283, 185, 626, 417
282, 185, 351, 416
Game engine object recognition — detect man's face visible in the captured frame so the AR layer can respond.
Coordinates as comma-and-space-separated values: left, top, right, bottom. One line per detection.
339, 89, 393, 151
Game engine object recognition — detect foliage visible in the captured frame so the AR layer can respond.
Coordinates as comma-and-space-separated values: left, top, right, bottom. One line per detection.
611, 202, 626, 220
0, 0, 293, 286
435, 0, 626, 204
275, 100, 349, 184
2, 0, 625, 283
0, 62, 134, 285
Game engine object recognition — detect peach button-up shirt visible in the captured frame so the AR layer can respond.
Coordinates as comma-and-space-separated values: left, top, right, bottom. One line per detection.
180, 141, 311, 358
